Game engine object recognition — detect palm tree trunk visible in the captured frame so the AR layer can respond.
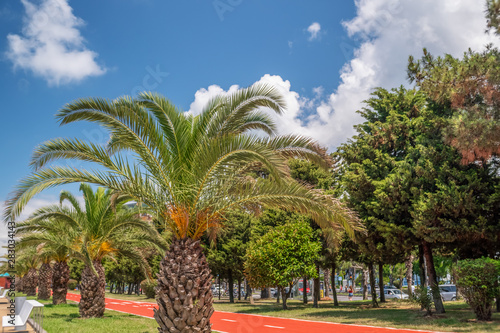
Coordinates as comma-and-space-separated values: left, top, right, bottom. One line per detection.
368, 262, 379, 308
16, 276, 23, 293
79, 261, 106, 318
37, 263, 52, 300
52, 261, 70, 305
24, 268, 38, 297
422, 241, 445, 314
154, 238, 213, 333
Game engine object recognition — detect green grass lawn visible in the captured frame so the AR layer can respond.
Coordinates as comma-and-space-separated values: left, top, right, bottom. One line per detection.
18, 294, 224, 333
16, 297, 157, 333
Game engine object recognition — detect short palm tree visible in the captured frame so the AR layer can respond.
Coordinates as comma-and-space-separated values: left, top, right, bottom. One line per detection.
37, 257, 52, 301
4, 84, 360, 331
17, 219, 72, 304
17, 184, 165, 317
15, 247, 39, 297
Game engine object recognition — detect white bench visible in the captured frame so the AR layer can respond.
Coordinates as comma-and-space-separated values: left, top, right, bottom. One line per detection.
0, 290, 8, 299
2, 300, 43, 332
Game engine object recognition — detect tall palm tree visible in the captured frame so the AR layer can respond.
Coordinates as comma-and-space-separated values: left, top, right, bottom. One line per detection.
17, 184, 165, 317
4, 84, 360, 331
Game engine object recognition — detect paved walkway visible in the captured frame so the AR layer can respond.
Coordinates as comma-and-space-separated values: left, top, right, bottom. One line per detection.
66, 292, 447, 333
0, 297, 35, 332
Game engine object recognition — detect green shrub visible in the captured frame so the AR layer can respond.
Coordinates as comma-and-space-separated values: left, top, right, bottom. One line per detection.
454, 258, 500, 321
140, 279, 158, 298
412, 286, 433, 316
67, 279, 78, 290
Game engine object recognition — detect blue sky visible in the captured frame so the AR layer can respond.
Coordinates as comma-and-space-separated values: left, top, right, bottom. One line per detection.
0, 0, 498, 222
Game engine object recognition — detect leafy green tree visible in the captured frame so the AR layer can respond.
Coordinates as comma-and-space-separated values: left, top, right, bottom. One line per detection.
245, 220, 321, 309
455, 258, 500, 321
4, 85, 359, 332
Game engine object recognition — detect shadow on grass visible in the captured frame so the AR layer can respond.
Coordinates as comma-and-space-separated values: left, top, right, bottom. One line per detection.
214, 299, 500, 332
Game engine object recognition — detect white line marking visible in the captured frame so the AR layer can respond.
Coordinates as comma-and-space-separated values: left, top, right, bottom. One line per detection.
220, 319, 237, 322
264, 325, 285, 329
215, 310, 451, 333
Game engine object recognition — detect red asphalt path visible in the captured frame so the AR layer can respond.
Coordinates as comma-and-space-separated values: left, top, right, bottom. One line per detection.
66, 293, 448, 333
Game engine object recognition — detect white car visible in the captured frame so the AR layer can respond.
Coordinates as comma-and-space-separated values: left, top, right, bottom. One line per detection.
383, 288, 409, 299
439, 284, 457, 301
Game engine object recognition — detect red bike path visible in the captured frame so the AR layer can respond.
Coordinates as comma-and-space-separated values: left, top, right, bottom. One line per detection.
66, 293, 449, 333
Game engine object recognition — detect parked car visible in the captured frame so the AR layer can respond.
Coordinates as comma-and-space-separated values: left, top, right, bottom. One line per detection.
439, 284, 457, 301
272, 287, 291, 297
383, 288, 409, 300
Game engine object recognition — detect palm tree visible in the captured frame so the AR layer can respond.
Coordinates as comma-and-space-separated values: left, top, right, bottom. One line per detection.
17, 184, 165, 317
16, 247, 39, 297
17, 219, 71, 304
37, 257, 52, 301
4, 84, 360, 331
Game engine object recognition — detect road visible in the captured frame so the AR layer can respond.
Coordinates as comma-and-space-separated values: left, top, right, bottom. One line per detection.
66, 293, 446, 333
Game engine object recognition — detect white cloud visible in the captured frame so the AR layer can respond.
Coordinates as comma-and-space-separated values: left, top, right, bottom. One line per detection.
6, 0, 105, 86
307, 22, 321, 41
0, 197, 57, 258
190, 0, 499, 151
0, 194, 85, 258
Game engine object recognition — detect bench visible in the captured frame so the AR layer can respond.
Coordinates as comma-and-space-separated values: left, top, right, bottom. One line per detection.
0, 290, 7, 299
2, 300, 43, 332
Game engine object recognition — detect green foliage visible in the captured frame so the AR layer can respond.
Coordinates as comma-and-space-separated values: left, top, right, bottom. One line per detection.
408, 47, 500, 163
244, 220, 321, 289
337, 86, 500, 264
67, 279, 78, 290
412, 286, 434, 316
4, 85, 359, 242
288, 159, 333, 190
205, 210, 254, 280
486, 0, 500, 34
69, 259, 85, 282
140, 279, 158, 299
454, 258, 500, 321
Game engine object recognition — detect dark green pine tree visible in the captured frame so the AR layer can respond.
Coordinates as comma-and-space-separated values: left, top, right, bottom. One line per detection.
205, 210, 253, 303
337, 86, 500, 313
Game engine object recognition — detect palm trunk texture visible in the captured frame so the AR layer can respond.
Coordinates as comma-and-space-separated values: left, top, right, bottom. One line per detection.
79, 261, 106, 318
154, 238, 214, 333
24, 268, 38, 297
15, 276, 23, 293
52, 261, 70, 305
37, 263, 52, 300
